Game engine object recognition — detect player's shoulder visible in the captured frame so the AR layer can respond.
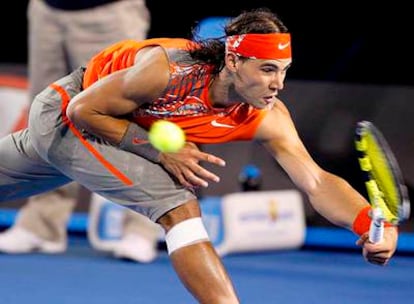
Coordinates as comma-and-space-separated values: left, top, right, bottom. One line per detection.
271, 98, 290, 114
255, 99, 293, 140
135, 38, 195, 52
134, 37, 194, 64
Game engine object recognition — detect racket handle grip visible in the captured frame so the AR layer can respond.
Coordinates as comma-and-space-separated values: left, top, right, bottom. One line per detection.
368, 208, 384, 243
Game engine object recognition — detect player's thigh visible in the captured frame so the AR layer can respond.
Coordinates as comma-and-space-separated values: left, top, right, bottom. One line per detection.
0, 130, 71, 201
61, 140, 196, 222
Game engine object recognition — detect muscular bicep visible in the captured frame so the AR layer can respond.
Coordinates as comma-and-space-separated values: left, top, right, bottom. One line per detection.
122, 46, 171, 110
256, 100, 324, 194
66, 46, 170, 144
68, 46, 169, 118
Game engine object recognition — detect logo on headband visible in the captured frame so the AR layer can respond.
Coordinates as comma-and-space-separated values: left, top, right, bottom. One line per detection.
226, 33, 292, 60
278, 42, 290, 50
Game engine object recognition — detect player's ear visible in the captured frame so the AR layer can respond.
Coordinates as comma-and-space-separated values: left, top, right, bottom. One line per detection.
225, 52, 239, 72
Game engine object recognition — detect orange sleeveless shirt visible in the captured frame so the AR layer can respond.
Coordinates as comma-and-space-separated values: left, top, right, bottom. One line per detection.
83, 38, 267, 144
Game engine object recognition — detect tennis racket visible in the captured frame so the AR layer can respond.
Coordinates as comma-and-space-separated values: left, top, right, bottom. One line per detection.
354, 120, 410, 243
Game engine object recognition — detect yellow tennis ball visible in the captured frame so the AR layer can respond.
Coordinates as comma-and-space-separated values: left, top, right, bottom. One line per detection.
148, 120, 186, 152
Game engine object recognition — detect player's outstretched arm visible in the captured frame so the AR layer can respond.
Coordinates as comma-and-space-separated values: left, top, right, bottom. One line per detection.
255, 100, 398, 265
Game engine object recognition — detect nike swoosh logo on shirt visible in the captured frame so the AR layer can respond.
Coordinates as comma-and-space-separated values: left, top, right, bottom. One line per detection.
211, 120, 235, 128
132, 138, 148, 145
278, 42, 290, 50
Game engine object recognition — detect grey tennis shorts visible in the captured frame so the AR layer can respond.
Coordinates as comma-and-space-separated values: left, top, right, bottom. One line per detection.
0, 67, 196, 222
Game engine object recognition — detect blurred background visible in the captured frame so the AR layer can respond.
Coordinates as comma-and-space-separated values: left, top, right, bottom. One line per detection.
3, 1, 413, 85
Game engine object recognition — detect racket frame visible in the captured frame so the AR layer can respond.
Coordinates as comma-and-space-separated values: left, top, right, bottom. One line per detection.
355, 120, 410, 243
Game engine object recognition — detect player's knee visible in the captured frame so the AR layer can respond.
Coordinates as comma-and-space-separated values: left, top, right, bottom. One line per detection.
165, 217, 209, 255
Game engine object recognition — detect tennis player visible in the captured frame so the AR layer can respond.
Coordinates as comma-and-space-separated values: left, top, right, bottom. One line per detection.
0, 8, 398, 303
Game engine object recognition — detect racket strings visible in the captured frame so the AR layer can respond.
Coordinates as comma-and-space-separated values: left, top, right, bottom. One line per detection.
356, 120, 410, 226
366, 134, 400, 219
356, 133, 399, 224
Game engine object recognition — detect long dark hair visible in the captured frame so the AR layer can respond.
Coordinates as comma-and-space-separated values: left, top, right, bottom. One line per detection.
190, 8, 289, 74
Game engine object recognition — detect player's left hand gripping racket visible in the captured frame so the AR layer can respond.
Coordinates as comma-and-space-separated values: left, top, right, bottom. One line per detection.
355, 121, 410, 243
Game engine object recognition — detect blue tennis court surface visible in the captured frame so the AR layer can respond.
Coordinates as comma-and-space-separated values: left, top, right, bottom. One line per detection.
1, 235, 413, 304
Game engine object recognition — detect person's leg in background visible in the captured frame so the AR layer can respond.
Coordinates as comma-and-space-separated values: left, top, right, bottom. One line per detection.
0, 0, 160, 262
114, 207, 161, 262
0, 0, 80, 253
88, 194, 161, 263
0, 184, 77, 253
